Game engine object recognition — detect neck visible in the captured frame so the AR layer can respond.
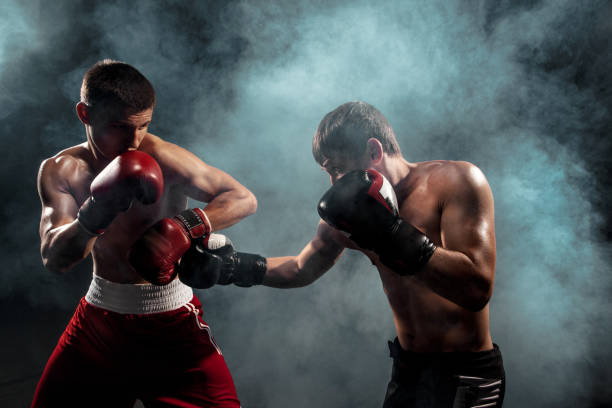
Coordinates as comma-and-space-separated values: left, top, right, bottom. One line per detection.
85, 130, 111, 173
373, 155, 415, 187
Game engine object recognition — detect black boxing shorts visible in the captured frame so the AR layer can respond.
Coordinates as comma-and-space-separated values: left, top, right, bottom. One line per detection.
383, 338, 505, 408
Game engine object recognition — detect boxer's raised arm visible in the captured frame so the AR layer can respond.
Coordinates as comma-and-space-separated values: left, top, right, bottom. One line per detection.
263, 221, 344, 288
38, 157, 95, 274
129, 138, 257, 285
154, 140, 257, 231
415, 162, 496, 312
40, 151, 164, 274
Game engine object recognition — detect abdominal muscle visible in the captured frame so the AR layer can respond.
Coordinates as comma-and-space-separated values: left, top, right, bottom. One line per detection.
376, 261, 493, 353
335, 232, 493, 353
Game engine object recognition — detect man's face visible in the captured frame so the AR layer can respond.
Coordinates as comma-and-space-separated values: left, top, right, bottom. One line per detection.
87, 106, 153, 159
321, 152, 370, 185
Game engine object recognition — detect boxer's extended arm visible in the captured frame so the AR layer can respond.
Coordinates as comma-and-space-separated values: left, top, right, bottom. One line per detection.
263, 221, 344, 288
176, 221, 344, 289
415, 163, 496, 312
38, 158, 96, 274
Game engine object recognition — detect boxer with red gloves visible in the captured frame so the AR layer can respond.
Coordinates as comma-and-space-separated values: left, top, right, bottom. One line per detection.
189, 102, 504, 407
77, 150, 164, 235
128, 206, 212, 285
34, 60, 255, 408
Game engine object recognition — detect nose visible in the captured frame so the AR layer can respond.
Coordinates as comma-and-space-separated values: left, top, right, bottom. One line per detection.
126, 128, 143, 150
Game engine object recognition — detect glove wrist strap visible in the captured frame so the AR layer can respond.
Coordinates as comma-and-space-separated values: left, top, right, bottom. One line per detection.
175, 208, 212, 239
77, 197, 109, 235
376, 220, 436, 275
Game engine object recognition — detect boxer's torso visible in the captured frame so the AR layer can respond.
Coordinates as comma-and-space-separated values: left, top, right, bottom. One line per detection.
331, 160, 493, 352
52, 134, 188, 283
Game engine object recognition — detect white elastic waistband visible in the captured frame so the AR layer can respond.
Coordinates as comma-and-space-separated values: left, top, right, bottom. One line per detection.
85, 274, 193, 314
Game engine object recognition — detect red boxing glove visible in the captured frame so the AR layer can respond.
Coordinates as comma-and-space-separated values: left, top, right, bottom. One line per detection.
77, 151, 164, 235
129, 208, 212, 285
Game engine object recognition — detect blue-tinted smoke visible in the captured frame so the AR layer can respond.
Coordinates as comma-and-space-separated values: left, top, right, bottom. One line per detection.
0, 0, 39, 120
1, 0, 610, 407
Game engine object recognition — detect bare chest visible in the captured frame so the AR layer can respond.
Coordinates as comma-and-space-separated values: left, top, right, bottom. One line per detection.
397, 182, 442, 245
101, 189, 186, 242
69, 165, 187, 266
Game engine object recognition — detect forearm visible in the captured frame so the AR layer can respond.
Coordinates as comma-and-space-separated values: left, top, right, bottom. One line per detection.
177, 225, 340, 289
415, 248, 492, 311
41, 221, 96, 274
263, 250, 335, 288
204, 189, 257, 231
263, 256, 312, 288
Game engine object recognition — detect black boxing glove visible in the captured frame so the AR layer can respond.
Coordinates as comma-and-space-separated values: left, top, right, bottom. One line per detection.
317, 169, 436, 275
178, 234, 267, 288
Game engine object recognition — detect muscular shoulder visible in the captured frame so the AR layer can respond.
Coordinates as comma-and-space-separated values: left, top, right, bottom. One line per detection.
38, 144, 92, 195
41, 143, 91, 170
139, 133, 199, 184
139, 133, 172, 159
427, 161, 492, 208
429, 161, 487, 186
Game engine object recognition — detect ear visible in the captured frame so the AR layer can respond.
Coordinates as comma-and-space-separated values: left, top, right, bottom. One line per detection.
76, 102, 91, 125
366, 138, 384, 165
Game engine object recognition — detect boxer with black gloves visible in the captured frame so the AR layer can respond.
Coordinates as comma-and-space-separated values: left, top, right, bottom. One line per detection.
317, 168, 436, 274
34, 60, 255, 408
191, 101, 505, 408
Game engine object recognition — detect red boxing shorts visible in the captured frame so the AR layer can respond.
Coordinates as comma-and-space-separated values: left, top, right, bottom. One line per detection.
31, 275, 240, 408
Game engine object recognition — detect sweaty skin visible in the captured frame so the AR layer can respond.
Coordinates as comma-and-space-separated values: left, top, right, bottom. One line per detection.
38, 107, 256, 283
264, 154, 496, 353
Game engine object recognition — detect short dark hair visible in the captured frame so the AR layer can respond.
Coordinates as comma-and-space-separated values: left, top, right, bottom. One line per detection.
312, 101, 401, 165
80, 59, 156, 113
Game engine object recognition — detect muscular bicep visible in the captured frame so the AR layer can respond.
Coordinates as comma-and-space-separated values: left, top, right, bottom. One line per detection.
37, 159, 79, 239
184, 162, 248, 203
439, 164, 496, 276
157, 141, 249, 202
153, 138, 256, 231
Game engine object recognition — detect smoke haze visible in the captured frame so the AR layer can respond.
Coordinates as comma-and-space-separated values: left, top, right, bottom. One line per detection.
1, 1, 611, 406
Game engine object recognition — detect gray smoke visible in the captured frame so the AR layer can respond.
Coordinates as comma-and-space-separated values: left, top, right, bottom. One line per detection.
1, 0, 611, 407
